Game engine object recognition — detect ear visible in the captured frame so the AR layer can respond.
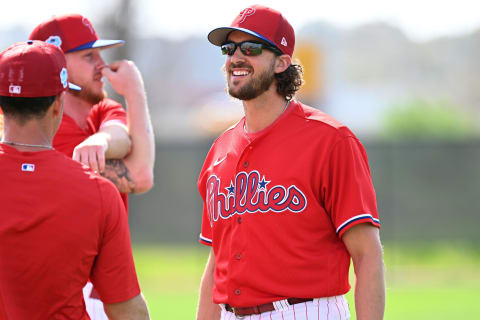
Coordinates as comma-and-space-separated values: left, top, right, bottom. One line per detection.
274, 54, 292, 74
51, 92, 65, 118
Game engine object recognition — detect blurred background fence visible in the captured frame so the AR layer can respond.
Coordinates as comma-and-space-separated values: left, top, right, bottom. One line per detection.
129, 139, 480, 245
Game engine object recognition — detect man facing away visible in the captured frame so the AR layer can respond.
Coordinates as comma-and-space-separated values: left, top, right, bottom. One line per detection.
0, 40, 149, 319
196, 5, 385, 320
29, 14, 155, 318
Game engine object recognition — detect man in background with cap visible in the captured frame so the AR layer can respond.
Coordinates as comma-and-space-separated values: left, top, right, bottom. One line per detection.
196, 5, 385, 320
29, 14, 155, 198
0, 40, 149, 319
29, 14, 155, 318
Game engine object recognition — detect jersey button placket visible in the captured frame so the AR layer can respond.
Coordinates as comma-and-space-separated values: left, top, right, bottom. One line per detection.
238, 143, 253, 171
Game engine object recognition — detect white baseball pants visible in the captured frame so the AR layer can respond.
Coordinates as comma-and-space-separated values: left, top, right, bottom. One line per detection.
221, 295, 350, 320
82, 282, 109, 320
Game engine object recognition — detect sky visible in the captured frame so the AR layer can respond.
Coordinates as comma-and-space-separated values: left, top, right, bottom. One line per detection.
2, 0, 480, 42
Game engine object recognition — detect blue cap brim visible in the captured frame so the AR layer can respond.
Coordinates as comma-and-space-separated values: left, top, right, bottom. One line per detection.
208, 27, 277, 49
66, 39, 125, 53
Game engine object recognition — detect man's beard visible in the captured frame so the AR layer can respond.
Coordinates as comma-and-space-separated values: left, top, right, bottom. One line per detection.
69, 84, 106, 105
226, 60, 276, 101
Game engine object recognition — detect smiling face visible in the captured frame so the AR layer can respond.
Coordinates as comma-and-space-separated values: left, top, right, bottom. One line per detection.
224, 31, 279, 101
65, 48, 106, 105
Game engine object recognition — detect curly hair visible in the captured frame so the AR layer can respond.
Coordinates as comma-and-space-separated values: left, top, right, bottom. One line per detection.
275, 62, 304, 101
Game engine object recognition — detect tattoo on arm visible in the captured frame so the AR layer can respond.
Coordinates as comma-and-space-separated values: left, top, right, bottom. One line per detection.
102, 159, 136, 193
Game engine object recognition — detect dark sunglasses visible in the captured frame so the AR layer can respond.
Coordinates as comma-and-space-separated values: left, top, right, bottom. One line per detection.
221, 41, 282, 57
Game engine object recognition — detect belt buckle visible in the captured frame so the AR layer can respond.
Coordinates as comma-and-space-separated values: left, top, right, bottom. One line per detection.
232, 307, 246, 319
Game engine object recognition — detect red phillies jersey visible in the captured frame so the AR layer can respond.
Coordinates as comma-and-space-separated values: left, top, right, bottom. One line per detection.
53, 98, 129, 209
0, 145, 140, 319
198, 101, 380, 307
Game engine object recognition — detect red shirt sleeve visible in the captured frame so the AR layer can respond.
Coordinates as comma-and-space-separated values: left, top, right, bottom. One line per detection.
90, 179, 140, 303
87, 99, 127, 134
322, 134, 380, 237
198, 142, 219, 247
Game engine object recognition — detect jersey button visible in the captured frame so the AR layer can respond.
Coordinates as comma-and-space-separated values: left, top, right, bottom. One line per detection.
235, 289, 241, 295
243, 161, 249, 168
235, 253, 242, 260
237, 217, 242, 224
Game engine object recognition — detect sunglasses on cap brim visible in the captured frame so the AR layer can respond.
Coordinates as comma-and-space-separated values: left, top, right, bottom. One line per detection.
221, 41, 283, 57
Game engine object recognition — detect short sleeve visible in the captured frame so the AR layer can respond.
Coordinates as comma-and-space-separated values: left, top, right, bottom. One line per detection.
198, 172, 214, 246
199, 204, 213, 246
90, 180, 140, 303
87, 99, 127, 134
197, 146, 217, 247
322, 135, 380, 237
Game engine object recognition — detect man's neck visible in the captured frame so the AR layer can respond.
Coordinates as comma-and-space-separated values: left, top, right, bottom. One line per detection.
243, 91, 289, 133
2, 118, 53, 151
64, 93, 95, 130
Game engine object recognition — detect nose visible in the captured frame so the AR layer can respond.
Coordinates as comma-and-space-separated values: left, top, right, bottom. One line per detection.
229, 45, 246, 63
95, 54, 107, 71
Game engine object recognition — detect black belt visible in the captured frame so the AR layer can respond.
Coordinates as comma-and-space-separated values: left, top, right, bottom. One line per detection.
225, 298, 314, 317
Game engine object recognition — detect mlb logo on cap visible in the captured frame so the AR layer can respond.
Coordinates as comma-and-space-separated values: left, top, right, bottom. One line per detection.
9, 85, 21, 94
0, 40, 80, 97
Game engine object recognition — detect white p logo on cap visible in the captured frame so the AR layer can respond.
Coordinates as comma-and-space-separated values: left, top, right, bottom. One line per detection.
239, 8, 256, 23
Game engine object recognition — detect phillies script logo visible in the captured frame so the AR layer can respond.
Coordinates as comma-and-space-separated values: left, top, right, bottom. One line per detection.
205, 170, 307, 226
238, 8, 255, 23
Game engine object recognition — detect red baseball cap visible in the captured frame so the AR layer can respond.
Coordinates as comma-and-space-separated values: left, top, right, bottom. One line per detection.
29, 14, 124, 53
0, 40, 81, 97
208, 5, 295, 57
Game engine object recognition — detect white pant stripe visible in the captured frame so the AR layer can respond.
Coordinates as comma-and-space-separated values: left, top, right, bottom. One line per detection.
220, 296, 350, 320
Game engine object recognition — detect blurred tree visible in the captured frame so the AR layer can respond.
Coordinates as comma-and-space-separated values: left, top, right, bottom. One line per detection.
98, 0, 134, 60
381, 99, 477, 140
96, 0, 135, 103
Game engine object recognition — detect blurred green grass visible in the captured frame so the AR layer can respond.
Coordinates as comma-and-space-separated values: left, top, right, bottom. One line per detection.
133, 243, 480, 319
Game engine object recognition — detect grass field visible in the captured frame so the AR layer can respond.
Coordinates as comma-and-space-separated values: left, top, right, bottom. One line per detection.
132, 243, 480, 319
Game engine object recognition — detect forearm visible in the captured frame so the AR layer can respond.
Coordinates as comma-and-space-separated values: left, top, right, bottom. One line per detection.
100, 93, 154, 194
72, 127, 129, 174
123, 89, 155, 192
101, 61, 155, 194
343, 224, 385, 320
352, 244, 385, 319
98, 125, 131, 159
102, 159, 136, 193
197, 250, 221, 320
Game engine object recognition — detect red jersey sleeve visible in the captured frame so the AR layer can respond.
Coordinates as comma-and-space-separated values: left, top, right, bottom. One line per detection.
198, 144, 217, 247
199, 205, 213, 246
90, 180, 140, 303
87, 99, 127, 134
322, 134, 380, 237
